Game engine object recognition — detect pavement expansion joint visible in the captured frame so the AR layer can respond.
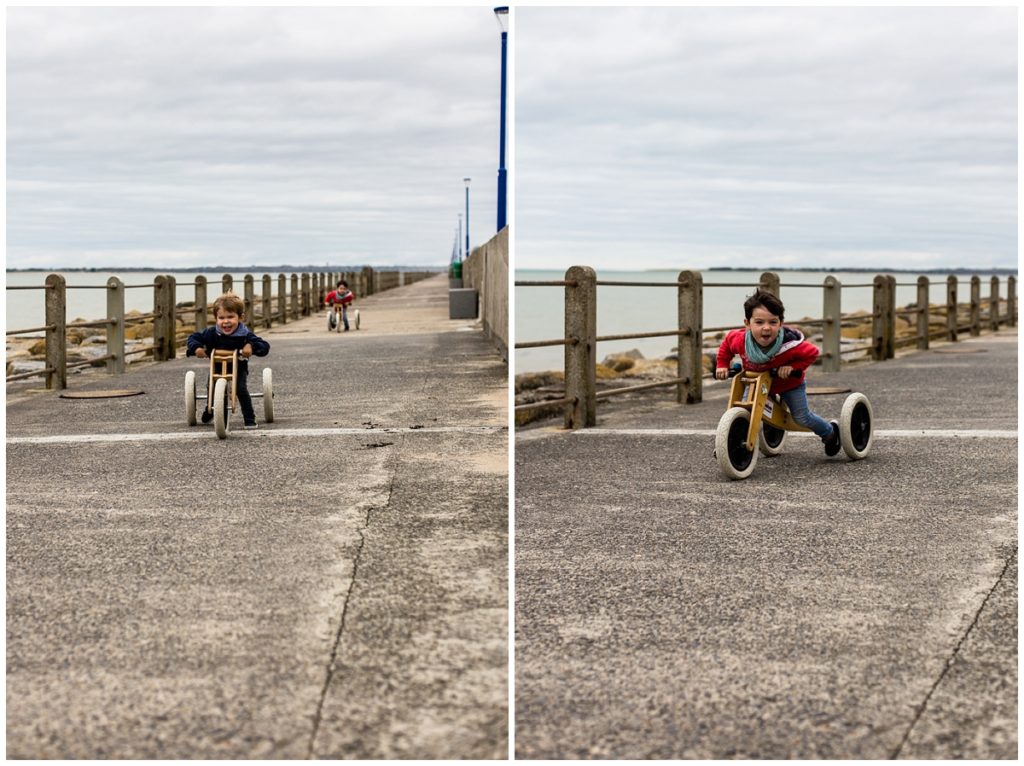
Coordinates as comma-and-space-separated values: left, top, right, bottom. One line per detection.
889, 547, 1018, 759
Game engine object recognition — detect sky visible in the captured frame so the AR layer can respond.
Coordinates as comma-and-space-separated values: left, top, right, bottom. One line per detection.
6, 6, 505, 270
515, 6, 1018, 272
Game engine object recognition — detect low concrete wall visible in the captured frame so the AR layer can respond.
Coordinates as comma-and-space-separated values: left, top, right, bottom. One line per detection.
463, 227, 509, 361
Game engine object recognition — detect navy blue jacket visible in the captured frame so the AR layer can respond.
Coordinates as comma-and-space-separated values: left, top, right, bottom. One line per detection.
186, 324, 270, 358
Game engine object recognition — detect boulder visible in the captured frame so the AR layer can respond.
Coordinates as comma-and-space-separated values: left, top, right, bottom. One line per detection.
28, 339, 47, 356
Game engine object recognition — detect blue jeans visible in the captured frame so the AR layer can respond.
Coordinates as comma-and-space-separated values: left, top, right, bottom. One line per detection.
780, 383, 832, 438
341, 305, 349, 330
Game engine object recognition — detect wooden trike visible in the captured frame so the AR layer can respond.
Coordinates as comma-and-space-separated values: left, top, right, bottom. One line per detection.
184, 349, 274, 439
326, 303, 360, 332
715, 365, 873, 480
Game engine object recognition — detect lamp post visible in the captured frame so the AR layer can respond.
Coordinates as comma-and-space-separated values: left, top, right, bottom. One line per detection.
458, 213, 463, 261
463, 177, 471, 258
494, 6, 509, 231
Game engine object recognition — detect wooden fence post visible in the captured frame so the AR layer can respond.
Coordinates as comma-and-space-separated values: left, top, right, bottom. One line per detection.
885, 275, 896, 358
759, 271, 780, 297
677, 270, 703, 403
290, 274, 299, 319
106, 276, 125, 375
969, 276, 981, 336
243, 275, 254, 322
564, 265, 597, 429
1007, 276, 1016, 328
222, 274, 232, 295
45, 273, 67, 390
872, 275, 893, 361
262, 275, 273, 328
153, 275, 171, 362
989, 277, 1000, 331
916, 276, 929, 351
946, 276, 958, 341
278, 274, 287, 325
822, 276, 842, 371
194, 275, 208, 331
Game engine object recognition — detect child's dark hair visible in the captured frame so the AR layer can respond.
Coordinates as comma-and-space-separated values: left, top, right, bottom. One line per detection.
213, 292, 245, 316
744, 288, 785, 321
338, 280, 348, 288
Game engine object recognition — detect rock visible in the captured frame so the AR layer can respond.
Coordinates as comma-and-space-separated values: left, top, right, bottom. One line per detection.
28, 339, 47, 356
601, 354, 637, 373
594, 363, 619, 380
514, 370, 564, 394
125, 322, 154, 340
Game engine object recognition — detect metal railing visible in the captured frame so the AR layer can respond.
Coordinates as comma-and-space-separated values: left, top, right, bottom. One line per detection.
515, 269, 1017, 429
7, 268, 436, 389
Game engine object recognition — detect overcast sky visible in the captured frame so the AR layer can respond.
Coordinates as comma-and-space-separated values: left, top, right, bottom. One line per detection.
515, 6, 1017, 272
7, 6, 504, 270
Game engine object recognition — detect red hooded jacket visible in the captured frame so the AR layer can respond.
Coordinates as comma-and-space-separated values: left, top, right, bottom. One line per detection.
716, 327, 819, 394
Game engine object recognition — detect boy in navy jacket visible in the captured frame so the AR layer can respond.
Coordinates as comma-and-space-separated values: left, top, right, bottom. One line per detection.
186, 293, 270, 429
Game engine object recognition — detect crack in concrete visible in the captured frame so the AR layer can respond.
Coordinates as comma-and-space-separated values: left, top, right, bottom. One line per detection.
889, 547, 1017, 759
305, 446, 400, 759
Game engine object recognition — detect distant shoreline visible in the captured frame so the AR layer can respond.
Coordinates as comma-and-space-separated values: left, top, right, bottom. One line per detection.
516, 266, 1018, 275
6, 265, 447, 273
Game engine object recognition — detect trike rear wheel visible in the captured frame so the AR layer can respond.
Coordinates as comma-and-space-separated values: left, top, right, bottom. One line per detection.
716, 407, 758, 480
758, 422, 787, 456
262, 367, 274, 422
185, 370, 197, 426
840, 393, 873, 459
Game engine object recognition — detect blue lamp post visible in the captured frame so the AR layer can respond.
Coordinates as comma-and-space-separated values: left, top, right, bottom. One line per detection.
494, 6, 509, 231
463, 177, 471, 257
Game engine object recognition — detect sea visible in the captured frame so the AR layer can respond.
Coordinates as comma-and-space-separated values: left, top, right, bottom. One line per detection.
515, 268, 1015, 373
5, 270, 304, 336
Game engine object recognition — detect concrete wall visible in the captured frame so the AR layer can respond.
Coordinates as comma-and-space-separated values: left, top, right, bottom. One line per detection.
463, 227, 509, 361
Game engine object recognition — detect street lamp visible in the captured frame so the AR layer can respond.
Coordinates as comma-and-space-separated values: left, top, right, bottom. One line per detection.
457, 213, 463, 261
463, 177, 471, 258
494, 6, 509, 231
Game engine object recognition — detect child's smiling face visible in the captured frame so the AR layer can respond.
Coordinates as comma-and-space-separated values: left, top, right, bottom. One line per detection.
745, 305, 782, 348
216, 307, 242, 335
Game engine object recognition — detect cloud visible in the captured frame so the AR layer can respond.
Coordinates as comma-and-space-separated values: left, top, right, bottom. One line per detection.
7, 6, 506, 268
515, 6, 1017, 271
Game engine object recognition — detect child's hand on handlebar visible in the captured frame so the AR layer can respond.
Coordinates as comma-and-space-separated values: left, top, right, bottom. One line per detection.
715, 367, 729, 380
195, 348, 207, 359
242, 343, 253, 358
777, 365, 794, 379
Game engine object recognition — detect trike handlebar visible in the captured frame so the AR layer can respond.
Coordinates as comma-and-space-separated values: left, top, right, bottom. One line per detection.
728, 362, 802, 380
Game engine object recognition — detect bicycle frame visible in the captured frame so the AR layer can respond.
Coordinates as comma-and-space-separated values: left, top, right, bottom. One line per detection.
727, 370, 811, 452
208, 349, 239, 414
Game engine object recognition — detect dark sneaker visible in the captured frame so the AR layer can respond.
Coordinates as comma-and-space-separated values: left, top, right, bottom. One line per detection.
243, 421, 258, 430
823, 421, 841, 456
201, 409, 214, 424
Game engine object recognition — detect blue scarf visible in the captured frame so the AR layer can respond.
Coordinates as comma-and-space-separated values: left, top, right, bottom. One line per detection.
745, 328, 784, 364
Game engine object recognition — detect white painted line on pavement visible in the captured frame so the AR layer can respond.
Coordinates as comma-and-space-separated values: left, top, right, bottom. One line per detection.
8, 425, 505, 446
518, 428, 1017, 439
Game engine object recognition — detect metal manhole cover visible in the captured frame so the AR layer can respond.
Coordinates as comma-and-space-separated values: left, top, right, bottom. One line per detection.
60, 390, 145, 399
807, 387, 851, 395
934, 347, 987, 354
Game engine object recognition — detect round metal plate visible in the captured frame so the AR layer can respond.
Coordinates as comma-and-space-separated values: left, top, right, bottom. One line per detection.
933, 347, 987, 354
59, 389, 145, 399
807, 387, 851, 395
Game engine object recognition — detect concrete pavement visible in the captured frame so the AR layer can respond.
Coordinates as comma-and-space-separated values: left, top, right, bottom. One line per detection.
6, 275, 509, 759
515, 330, 1017, 759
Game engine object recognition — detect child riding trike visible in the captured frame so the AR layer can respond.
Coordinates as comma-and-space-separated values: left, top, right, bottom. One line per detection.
184, 349, 274, 439
715, 364, 873, 480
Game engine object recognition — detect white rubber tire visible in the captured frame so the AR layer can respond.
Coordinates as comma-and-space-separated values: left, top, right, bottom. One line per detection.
716, 407, 758, 480
354, 309, 360, 330
327, 312, 337, 331
839, 392, 873, 460
262, 367, 274, 423
213, 378, 230, 439
758, 423, 787, 456
185, 371, 197, 426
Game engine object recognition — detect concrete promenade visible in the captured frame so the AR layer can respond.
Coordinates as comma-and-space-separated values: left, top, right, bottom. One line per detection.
6, 275, 509, 759
515, 329, 1017, 759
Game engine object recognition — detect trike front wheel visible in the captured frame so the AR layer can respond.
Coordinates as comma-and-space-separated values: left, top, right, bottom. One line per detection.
716, 407, 758, 480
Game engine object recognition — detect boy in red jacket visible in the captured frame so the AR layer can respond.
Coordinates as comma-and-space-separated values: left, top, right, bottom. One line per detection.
715, 288, 841, 455
325, 280, 355, 331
